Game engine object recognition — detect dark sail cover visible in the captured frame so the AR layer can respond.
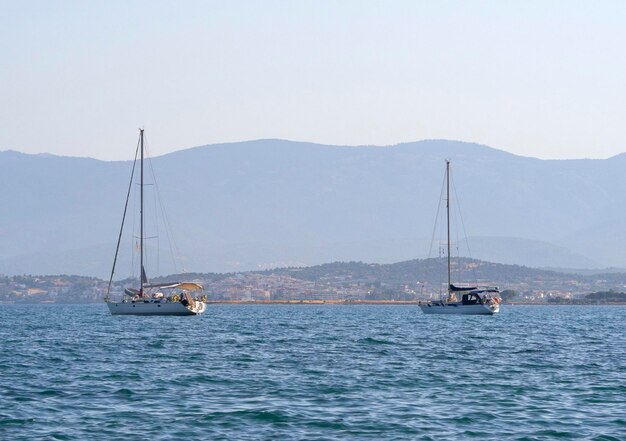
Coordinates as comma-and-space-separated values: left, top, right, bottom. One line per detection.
449, 284, 478, 292
141, 266, 148, 284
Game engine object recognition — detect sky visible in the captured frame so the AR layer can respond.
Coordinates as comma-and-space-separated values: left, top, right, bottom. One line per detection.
1, 0, 626, 161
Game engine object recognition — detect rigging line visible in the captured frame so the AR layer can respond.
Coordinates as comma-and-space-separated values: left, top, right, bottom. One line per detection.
128, 158, 141, 280
427, 169, 447, 260
145, 147, 181, 275
426, 166, 447, 298
438, 201, 445, 297
452, 176, 462, 284
130, 163, 139, 280
140, 137, 161, 276
450, 173, 462, 284
150, 162, 160, 276
157, 188, 160, 277
140, 136, 157, 278
106, 137, 140, 299
160, 188, 181, 274
450, 172, 478, 284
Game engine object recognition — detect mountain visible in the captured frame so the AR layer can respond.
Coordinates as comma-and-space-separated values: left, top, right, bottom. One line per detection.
1, 139, 625, 277
464, 236, 599, 269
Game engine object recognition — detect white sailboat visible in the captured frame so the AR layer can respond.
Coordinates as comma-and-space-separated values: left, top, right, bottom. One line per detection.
104, 129, 206, 316
419, 160, 500, 315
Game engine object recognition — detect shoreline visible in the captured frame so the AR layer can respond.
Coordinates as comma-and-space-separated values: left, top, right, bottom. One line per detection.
2, 300, 626, 306
203, 300, 626, 306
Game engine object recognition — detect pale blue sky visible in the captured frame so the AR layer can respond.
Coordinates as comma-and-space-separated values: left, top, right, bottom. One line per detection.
1, 0, 625, 160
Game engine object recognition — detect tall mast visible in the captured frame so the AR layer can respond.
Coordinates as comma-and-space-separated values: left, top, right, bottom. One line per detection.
140, 128, 144, 295
446, 160, 451, 292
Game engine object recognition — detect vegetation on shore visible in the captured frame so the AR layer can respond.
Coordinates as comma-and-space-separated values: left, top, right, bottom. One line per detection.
2, 258, 626, 304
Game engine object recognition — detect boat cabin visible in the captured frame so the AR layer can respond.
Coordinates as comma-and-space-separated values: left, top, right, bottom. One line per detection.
461, 292, 485, 305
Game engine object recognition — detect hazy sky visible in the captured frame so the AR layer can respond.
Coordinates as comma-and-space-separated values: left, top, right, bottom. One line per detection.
2, 0, 625, 160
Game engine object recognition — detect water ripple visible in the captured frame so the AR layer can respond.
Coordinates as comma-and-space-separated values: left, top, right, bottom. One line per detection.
0, 304, 625, 440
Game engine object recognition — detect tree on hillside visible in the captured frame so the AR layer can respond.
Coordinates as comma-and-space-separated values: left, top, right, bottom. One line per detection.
585, 290, 626, 302
499, 289, 518, 302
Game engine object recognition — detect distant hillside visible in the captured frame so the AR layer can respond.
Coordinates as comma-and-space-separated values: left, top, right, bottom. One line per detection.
5, 257, 626, 304
149, 257, 626, 303
259, 258, 595, 292
2, 139, 626, 277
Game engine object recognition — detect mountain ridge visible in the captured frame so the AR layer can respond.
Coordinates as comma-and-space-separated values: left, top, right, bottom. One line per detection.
2, 138, 625, 277
1, 138, 542, 162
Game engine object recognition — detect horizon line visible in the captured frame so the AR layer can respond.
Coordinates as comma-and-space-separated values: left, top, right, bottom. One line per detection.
1, 138, 621, 163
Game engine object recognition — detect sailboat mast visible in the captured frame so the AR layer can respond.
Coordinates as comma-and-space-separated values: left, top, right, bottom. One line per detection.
140, 128, 144, 295
446, 160, 451, 292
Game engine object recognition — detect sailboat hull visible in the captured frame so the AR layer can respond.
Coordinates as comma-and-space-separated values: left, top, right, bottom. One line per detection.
106, 300, 206, 316
419, 302, 499, 315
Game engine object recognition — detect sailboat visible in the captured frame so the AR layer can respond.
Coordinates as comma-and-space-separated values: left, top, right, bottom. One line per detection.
104, 129, 206, 316
419, 160, 500, 315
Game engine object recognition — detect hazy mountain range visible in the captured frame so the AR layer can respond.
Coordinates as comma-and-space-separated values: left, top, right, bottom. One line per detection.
2, 139, 626, 278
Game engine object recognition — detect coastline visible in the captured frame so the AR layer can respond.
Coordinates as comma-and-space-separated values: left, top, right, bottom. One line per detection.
203, 300, 626, 306
2, 300, 625, 306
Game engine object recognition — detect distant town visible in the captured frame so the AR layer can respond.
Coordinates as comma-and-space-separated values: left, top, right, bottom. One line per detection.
2, 258, 626, 305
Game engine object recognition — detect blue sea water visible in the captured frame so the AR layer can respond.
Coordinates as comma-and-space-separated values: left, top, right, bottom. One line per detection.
0, 304, 624, 440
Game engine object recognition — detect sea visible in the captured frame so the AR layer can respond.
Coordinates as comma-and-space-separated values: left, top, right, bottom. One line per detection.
0, 304, 624, 441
